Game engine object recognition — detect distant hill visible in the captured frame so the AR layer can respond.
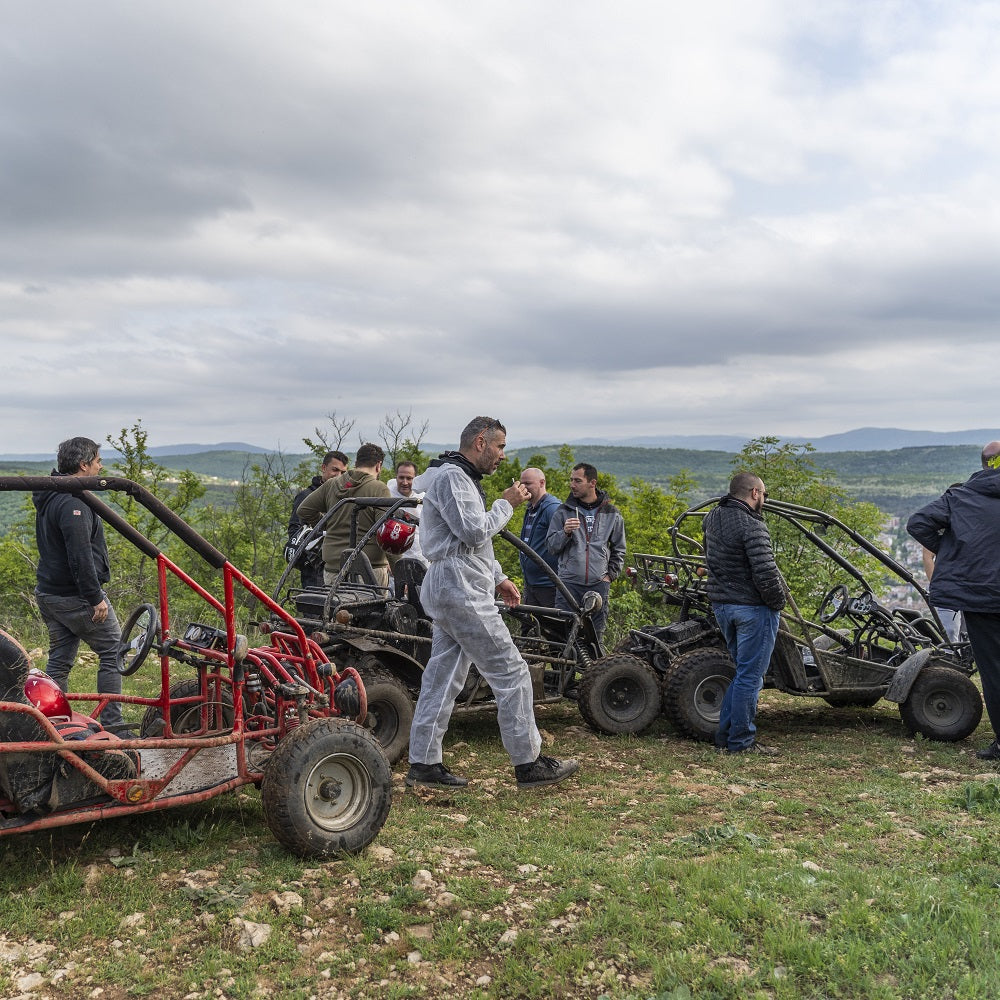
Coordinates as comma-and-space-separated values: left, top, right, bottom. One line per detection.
4, 427, 1000, 462
1, 441, 988, 534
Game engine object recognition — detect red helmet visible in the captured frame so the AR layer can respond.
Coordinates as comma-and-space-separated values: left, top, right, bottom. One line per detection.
24, 668, 72, 720
376, 511, 417, 554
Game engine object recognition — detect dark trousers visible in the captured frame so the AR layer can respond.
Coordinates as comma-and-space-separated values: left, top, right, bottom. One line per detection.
964, 611, 1000, 739
35, 590, 124, 728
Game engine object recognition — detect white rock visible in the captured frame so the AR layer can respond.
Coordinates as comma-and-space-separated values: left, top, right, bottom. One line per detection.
498, 928, 519, 946
269, 891, 304, 914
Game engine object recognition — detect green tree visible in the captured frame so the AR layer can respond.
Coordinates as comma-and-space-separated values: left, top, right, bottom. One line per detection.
103, 422, 206, 613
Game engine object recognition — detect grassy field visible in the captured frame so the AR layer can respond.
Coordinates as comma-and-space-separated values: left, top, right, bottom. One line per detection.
2, 655, 1000, 1000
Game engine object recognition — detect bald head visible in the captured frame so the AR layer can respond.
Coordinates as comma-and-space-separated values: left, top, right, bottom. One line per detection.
983, 440, 1000, 469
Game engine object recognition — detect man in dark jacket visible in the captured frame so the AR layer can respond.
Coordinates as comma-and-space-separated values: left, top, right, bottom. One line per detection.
32, 437, 128, 731
704, 471, 786, 754
286, 450, 348, 588
517, 467, 561, 607
907, 440, 1000, 760
545, 463, 626, 640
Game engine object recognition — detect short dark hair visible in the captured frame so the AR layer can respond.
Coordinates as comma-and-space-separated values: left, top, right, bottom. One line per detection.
323, 450, 349, 467
355, 442, 385, 468
459, 416, 506, 451
57, 437, 101, 475
729, 471, 760, 497
573, 463, 598, 483
395, 460, 417, 474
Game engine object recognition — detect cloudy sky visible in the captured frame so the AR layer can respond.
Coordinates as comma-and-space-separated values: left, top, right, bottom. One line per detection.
4, 1, 999, 454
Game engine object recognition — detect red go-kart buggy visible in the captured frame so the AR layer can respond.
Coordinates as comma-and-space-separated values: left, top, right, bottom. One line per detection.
0, 474, 392, 858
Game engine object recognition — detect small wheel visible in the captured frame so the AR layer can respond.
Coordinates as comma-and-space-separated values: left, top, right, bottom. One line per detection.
899, 666, 983, 742
355, 655, 414, 765
577, 653, 661, 735
818, 585, 849, 624
139, 677, 235, 737
261, 718, 392, 859
118, 604, 159, 675
662, 648, 736, 742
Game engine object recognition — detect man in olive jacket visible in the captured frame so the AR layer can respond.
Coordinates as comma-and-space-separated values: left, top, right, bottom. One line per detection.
907, 440, 1000, 760
704, 471, 786, 754
297, 443, 392, 587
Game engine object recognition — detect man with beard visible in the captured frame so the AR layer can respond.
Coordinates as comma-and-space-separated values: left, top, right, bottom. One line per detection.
545, 463, 626, 641
405, 416, 580, 790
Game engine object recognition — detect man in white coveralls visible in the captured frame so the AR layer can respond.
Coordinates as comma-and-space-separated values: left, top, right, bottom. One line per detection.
405, 416, 580, 790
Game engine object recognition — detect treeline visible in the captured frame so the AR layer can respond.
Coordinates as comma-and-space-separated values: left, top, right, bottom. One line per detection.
0, 425, 888, 653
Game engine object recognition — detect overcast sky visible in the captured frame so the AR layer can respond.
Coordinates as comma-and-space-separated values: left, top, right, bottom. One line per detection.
4, 1, 999, 455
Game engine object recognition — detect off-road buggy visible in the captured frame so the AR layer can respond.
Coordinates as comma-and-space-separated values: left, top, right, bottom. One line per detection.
0, 474, 392, 858
272, 496, 660, 762
614, 496, 982, 743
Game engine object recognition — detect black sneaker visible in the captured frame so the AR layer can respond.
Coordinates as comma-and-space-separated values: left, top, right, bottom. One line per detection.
726, 742, 779, 756
514, 755, 580, 788
975, 740, 1000, 761
404, 762, 469, 788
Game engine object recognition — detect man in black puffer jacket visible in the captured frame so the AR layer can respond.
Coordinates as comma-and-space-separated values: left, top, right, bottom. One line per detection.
704, 471, 786, 755
908, 440, 1000, 761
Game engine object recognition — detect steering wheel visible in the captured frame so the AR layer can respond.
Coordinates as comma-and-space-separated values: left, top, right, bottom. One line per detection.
118, 604, 160, 675
818, 584, 850, 624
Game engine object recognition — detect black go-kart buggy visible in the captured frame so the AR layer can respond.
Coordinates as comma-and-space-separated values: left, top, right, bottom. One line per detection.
615, 496, 982, 743
271, 496, 663, 763
0, 474, 392, 858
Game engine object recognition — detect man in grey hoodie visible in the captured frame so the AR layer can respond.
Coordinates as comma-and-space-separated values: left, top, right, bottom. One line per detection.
405, 416, 580, 791
545, 463, 626, 641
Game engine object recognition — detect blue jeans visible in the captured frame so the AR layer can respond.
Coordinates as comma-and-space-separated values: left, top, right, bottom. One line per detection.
713, 603, 780, 752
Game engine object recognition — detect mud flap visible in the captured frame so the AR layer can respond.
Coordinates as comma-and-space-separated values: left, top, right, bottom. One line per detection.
883, 649, 933, 704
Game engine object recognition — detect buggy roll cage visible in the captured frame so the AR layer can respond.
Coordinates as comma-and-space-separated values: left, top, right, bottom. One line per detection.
667, 495, 953, 644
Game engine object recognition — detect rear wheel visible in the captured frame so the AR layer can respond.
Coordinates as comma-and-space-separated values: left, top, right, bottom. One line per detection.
261, 718, 392, 858
577, 654, 661, 735
354, 655, 414, 765
663, 648, 735, 742
899, 666, 983, 741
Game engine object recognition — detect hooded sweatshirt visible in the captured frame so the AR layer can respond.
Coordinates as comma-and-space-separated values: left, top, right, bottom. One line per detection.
907, 467, 1000, 612
33, 473, 111, 605
545, 489, 626, 586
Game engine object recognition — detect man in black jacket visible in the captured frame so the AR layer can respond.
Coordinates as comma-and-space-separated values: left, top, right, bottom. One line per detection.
908, 440, 1000, 760
32, 437, 128, 732
704, 472, 786, 754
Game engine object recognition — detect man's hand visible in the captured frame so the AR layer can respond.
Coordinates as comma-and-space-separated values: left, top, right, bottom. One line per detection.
502, 481, 530, 509
564, 514, 581, 534
496, 579, 521, 608
91, 598, 109, 623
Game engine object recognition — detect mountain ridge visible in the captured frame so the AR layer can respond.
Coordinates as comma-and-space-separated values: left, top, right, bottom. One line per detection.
4, 426, 999, 462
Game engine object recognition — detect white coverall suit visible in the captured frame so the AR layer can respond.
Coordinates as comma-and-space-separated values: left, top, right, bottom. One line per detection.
408, 462, 542, 767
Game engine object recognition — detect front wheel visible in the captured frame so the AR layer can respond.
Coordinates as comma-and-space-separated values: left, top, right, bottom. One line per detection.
899, 666, 983, 742
577, 654, 661, 735
663, 648, 735, 742
261, 718, 392, 858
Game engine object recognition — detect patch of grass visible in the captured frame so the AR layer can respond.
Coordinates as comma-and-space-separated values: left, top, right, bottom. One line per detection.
3, 698, 1000, 998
